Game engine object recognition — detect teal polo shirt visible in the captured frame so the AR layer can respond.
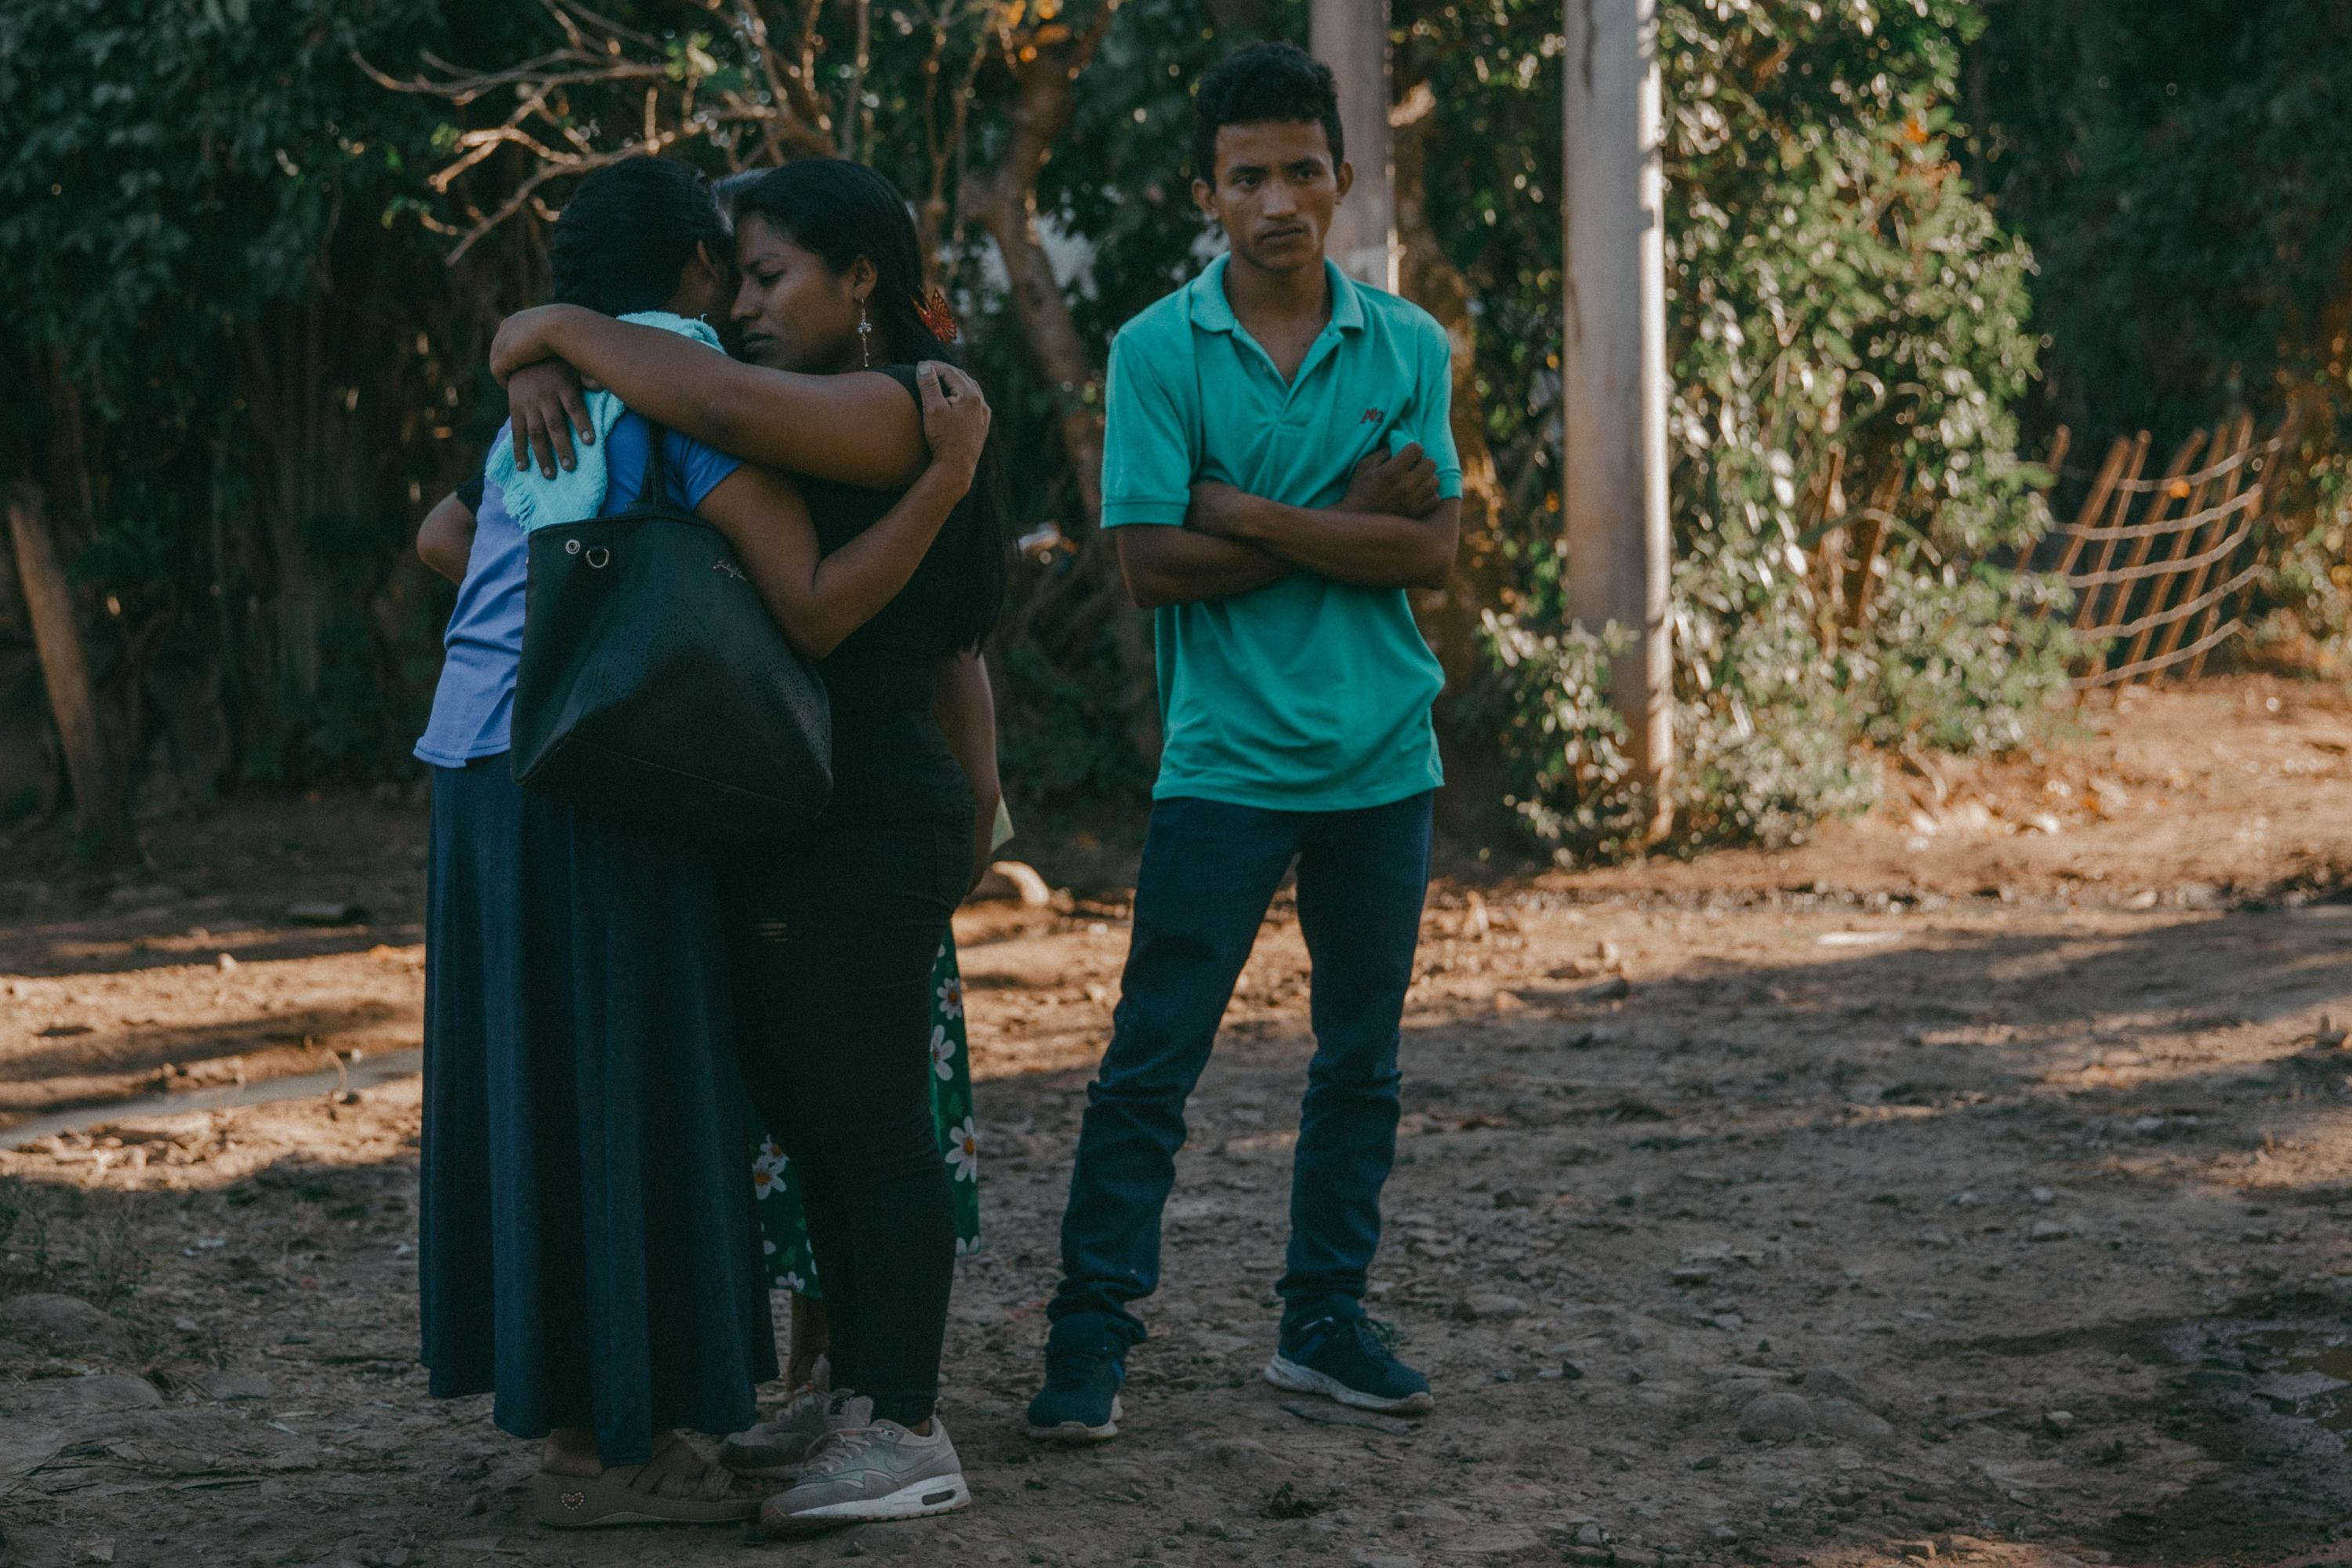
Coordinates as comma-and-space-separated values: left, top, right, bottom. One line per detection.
1101, 253, 1460, 812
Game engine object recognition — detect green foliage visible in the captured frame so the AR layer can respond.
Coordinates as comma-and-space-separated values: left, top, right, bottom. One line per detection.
0, 1, 544, 784
1975, 0, 2352, 653
1425, 0, 2073, 857
1, 0, 2154, 862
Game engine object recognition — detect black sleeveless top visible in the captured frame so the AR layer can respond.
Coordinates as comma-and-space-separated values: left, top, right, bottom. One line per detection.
800, 364, 976, 818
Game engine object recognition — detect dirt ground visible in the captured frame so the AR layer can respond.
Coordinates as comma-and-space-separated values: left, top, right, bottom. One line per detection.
3, 677, 2351, 1568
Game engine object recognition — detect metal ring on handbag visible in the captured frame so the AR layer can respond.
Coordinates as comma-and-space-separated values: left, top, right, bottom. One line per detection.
585, 546, 611, 569
564, 537, 581, 555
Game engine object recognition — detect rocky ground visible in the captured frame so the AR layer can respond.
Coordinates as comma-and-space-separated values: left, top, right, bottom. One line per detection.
2, 678, 2351, 1568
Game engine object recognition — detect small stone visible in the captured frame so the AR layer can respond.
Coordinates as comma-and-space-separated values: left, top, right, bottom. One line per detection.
1454, 1527, 1545, 1561
1896, 1541, 1937, 1561
1688, 1455, 1719, 1471
205, 1370, 275, 1402
1668, 1266, 1714, 1287
2030, 1187, 2055, 1205
1737, 1391, 1816, 1443
1814, 1398, 1897, 1447
1451, 1292, 1527, 1321
80, 1541, 116, 1565
1574, 1523, 1606, 1547
2028, 1219, 2071, 1243
1558, 1359, 1585, 1381
0, 1295, 136, 1361
216, 952, 239, 972
1802, 1367, 1870, 1405
2042, 1409, 2075, 1436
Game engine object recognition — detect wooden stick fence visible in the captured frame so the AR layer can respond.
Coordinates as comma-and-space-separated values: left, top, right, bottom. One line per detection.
2049, 405, 2303, 689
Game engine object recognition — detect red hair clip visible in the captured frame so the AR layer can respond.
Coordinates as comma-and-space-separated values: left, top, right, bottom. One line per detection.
915, 285, 960, 345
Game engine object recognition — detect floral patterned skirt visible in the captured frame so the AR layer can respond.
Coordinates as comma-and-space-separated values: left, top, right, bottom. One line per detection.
749, 932, 980, 1294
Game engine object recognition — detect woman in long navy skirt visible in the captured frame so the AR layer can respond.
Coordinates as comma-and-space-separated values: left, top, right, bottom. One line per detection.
412, 156, 991, 1529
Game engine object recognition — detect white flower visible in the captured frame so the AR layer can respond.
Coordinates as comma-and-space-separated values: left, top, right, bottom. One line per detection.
753, 1140, 789, 1178
929, 1024, 956, 1080
752, 1162, 780, 1200
946, 1116, 978, 1182
935, 973, 964, 1020
955, 1234, 982, 1258
780, 1271, 810, 1295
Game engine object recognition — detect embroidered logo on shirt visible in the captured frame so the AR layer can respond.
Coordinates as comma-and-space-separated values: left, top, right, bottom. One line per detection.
1360, 407, 1387, 425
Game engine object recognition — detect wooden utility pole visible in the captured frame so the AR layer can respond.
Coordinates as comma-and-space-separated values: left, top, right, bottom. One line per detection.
1563, 0, 1672, 833
1312, 0, 1397, 291
8, 483, 132, 862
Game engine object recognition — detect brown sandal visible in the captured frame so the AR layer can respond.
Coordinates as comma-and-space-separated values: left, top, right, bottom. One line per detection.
532, 1433, 764, 1528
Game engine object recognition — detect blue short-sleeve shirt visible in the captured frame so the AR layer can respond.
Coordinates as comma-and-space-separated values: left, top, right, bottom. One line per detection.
1100, 254, 1459, 812
415, 413, 742, 767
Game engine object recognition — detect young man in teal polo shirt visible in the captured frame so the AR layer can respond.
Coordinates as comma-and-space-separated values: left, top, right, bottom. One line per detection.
1028, 42, 1462, 1441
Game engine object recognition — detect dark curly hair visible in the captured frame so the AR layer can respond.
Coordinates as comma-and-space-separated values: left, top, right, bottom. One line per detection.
1192, 42, 1345, 185
547, 156, 729, 318
730, 158, 1007, 655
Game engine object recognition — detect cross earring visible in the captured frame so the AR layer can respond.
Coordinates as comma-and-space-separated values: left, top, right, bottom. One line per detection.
858, 304, 874, 369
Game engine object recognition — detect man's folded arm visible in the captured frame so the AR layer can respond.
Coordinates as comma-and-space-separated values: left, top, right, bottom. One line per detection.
1187, 485, 1459, 592
1112, 524, 1292, 609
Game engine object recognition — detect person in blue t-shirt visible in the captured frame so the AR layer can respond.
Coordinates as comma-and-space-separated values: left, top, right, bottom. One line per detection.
1027, 43, 1461, 1443
411, 156, 989, 1531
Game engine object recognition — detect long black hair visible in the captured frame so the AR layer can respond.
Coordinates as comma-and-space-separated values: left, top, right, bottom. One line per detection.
731, 159, 1007, 655
548, 156, 729, 317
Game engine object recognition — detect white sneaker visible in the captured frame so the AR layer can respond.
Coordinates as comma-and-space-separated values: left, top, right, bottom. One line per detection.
759, 1414, 970, 1534
719, 1385, 835, 1478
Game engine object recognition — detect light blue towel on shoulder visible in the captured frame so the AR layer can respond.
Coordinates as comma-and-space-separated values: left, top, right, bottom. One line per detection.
495, 310, 724, 532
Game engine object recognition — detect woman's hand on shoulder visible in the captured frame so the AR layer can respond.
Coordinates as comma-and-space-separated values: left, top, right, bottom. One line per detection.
916, 362, 989, 482
506, 361, 593, 479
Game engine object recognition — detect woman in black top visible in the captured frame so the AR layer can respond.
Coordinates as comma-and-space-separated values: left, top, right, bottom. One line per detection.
490, 159, 1005, 1531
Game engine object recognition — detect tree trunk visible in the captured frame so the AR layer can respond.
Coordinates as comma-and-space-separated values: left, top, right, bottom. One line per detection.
960, 5, 1162, 760
957, 7, 1121, 528
8, 483, 133, 862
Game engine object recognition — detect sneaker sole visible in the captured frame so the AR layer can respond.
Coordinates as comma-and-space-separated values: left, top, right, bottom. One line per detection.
1263, 1354, 1436, 1415
762, 1472, 971, 1534
1025, 1395, 1123, 1444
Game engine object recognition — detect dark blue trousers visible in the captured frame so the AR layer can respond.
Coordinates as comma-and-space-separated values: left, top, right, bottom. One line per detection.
1050, 790, 1434, 1345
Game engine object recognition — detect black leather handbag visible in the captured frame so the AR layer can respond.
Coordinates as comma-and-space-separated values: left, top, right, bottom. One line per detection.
509, 426, 833, 840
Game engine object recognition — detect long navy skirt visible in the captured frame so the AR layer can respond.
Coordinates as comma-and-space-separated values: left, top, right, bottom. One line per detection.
419, 755, 778, 1464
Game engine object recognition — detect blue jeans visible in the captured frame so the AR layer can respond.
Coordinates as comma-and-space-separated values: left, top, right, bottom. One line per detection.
1049, 790, 1434, 1347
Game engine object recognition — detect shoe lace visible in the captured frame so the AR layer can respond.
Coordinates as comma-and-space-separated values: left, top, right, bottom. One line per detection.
799, 1424, 882, 1473
1048, 1346, 1115, 1388
1298, 1314, 1402, 1362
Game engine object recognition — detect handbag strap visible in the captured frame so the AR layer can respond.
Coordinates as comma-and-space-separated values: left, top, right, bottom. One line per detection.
639, 420, 678, 509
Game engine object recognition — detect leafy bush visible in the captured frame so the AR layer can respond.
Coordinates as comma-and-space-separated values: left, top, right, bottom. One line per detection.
1436, 0, 2074, 858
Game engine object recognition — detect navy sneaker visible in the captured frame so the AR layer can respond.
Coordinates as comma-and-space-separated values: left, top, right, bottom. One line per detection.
1025, 1316, 1126, 1443
1265, 1315, 1434, 1414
